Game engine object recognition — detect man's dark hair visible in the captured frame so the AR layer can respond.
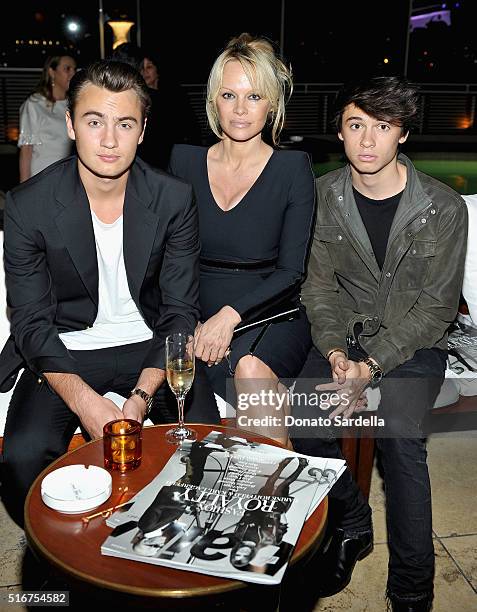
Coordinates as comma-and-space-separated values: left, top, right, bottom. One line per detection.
333, 76, 421, 134
66, 59, 151, 125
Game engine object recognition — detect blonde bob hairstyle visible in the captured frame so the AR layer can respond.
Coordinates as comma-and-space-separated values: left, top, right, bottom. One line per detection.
206, 33, 293, 145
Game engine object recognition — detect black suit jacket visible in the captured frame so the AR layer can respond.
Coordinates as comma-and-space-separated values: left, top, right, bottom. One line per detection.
0, 155, 200, 390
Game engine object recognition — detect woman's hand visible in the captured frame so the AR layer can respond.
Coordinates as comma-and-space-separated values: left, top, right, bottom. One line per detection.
194, 306, 241, 365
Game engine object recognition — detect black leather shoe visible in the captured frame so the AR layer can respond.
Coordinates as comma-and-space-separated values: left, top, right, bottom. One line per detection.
315, 528, 373, 597
388, 594, 433, 611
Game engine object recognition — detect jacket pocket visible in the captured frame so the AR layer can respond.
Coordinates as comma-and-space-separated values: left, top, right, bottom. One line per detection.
316, 225, 352, 274
408, 239, 436, 258
316, 226, 347, 244
394, 239, 437, 290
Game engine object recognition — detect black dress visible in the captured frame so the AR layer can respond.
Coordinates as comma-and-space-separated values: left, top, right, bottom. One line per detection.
169, 145, 315, 396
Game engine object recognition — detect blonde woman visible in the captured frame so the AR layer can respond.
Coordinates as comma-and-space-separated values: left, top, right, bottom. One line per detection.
170, 34, 315, 445
18, 54, 76, 181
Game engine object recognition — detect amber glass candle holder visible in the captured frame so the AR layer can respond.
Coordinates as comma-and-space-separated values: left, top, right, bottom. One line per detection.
103, 419, 142, 472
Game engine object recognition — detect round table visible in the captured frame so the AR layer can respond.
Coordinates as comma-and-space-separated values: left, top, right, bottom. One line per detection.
25, 424, 328, 609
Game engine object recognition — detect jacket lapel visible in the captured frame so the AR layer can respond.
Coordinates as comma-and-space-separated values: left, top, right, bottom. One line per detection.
54, 160, 99, 305
53, 158, 160, 308
328, 169, 381, 281
123, 162, 160, 304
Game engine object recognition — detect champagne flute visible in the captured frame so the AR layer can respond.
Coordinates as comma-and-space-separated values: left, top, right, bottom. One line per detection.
165, 332, 197, 443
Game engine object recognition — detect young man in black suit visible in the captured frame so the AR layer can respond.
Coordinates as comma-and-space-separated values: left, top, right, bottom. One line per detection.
0, 60, 219, 526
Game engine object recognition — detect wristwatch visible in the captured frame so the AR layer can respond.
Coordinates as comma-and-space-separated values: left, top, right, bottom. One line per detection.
130, 388, 154, 416
360, 357, 383, 388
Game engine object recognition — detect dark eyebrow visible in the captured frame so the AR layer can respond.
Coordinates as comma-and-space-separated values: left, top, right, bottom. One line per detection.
81, 111, 138, 124
82, 111, 104, 119
116, 116, 138, 123
345, 115, 391, 124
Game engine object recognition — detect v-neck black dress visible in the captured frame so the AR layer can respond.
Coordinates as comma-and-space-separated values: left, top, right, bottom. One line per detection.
169, 145, 315, 390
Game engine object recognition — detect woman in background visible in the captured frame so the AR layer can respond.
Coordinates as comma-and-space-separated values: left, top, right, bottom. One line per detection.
140, 54, 159, 90
18, 54, 76, 182
170, 33, 315, 445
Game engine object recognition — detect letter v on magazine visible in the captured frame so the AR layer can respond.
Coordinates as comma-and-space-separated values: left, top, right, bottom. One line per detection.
101, 431, 345, 585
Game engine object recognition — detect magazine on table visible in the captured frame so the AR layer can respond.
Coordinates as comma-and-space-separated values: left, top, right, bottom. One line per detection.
101, 431, 345, 585
448, 322, 477, 373
106, 431, 345, 527
200, 431, 345, 520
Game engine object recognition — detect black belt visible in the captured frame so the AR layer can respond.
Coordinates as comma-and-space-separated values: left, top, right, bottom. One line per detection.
200, 257, 278, 270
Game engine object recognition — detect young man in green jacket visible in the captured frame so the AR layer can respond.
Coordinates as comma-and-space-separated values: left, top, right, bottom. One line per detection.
293, 76, 468, 611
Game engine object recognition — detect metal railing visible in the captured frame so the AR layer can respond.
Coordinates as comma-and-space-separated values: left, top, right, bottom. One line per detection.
1, 68, 476, 145
0, 68, 41, 143
185, 82, 477, 140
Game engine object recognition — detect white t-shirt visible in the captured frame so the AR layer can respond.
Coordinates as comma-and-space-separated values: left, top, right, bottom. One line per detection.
18, 94, 72, 176
462, 195, 477, 326
59, 212, 153, 350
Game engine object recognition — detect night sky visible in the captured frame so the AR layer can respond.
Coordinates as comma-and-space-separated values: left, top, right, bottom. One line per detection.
1, 1, 475, 83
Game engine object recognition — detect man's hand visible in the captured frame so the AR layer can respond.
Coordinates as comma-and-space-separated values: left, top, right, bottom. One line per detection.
123, 393, 148, 423
317, 359, 372, 419
328, 350, 350, 384
44, 372, 126, 439
76, 395, 125, 439
45, 367, 165, 439
126, 366, 165, 422
194, 306, 241, 366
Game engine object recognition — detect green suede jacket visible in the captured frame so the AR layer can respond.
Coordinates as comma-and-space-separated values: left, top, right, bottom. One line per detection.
302, 154, 468, 374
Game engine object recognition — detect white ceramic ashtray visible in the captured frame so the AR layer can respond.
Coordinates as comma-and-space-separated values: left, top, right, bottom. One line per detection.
41, 465, 112, 514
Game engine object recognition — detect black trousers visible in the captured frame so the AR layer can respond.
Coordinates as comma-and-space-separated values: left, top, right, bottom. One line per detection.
292, 345, 447, 599
1, 340, 220, 527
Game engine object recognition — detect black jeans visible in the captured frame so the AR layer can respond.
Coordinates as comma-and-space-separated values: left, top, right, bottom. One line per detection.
1, 340, 220, 527
292, 345, 447, 599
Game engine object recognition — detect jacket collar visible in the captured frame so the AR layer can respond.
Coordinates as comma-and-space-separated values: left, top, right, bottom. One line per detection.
386, 153, 432, 245
54, 156, 160, 306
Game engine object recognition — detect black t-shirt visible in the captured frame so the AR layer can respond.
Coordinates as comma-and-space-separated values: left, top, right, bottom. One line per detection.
353, 187, 403, 269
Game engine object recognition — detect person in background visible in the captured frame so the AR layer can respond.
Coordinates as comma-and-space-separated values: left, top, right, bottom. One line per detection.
462, 194, 477, 324
169, 33, 315, 447
18, 54, 77, 182
140, 54, 159, 90
111, 43, 202, 170
293, 76, 467, 611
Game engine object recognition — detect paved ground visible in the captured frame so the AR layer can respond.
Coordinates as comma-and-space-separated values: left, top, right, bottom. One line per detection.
0, 431, 476, 611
